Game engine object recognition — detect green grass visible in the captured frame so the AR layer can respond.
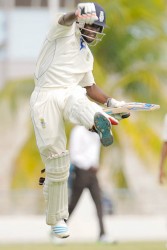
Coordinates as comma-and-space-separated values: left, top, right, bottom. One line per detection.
0, 242, 166, 250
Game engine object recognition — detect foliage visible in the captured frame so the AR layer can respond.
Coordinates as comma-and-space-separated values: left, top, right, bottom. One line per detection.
93, 0, 167, 117
113, 167, 128, 188
0, 78, 34, 112
118, 116, 161, 169
94, 0, 167, 73
11, 128, 42, 189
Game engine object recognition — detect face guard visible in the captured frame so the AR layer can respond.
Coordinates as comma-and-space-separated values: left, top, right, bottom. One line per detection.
77, 23, 105, 46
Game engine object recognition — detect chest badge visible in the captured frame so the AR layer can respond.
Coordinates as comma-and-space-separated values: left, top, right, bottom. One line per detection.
80, 38, 86, 50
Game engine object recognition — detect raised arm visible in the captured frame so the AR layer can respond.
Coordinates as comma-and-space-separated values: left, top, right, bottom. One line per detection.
58, 12, 77, 26
58, 2, 98, 26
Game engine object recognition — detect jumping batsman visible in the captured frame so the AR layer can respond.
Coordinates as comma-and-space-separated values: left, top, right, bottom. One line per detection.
30, 2, 129, 239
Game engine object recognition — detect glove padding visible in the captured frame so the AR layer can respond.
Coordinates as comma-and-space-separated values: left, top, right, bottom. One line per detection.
75, 2, 98, 25
107, 98, 130, 120
107, 98, 125, 108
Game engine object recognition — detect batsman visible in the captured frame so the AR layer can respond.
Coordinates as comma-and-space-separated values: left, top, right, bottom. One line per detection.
30, 2, 129, 239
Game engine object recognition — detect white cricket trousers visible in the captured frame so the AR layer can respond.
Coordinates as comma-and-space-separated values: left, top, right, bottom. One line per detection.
30, 85, 102, 225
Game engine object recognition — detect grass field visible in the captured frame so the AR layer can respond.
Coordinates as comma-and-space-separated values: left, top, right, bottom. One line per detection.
0, 242, 166, 250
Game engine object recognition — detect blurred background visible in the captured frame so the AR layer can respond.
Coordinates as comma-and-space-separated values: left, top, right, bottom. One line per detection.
1, 0, 167, 245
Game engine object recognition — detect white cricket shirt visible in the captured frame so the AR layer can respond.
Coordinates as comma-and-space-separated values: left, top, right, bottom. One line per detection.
34, 13, 95, 88
69, 126, 101, 170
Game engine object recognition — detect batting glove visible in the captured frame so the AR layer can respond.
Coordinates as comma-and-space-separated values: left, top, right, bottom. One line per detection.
75, 2, 98, 25
107, 98, 130, 120
107, 98, 125, 108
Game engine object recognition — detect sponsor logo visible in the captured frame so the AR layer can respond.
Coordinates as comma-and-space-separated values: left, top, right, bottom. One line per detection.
40, 118, 46, 128
80, 38, 86, 50
99, 11, 104, 22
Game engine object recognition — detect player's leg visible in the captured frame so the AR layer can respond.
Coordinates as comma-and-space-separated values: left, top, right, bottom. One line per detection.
43, 151, 70, 238
68, 167, 87, 216
30, 89, 70, 238
64, 86, 118, 146
88, 173, 105, 238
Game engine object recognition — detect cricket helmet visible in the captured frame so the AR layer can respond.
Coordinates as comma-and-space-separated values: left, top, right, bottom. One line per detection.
78, 2, 107, 45
93, 2, 107, 31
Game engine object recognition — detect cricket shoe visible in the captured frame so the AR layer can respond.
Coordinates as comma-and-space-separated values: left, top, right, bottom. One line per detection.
94, 112, 118, 147
51, 219, 70, 239
99, 234, 118, 244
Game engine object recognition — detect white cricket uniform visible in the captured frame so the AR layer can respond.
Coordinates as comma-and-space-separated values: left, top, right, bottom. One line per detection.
30, 13, 102, 157
30, 13, 103, 225
70, 126, 101, 170
162, 114, 167, 142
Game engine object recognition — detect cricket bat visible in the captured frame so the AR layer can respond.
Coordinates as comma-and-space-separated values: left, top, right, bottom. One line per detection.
103, 102, 160, 115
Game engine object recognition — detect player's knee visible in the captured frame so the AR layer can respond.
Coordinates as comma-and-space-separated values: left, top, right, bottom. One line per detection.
45, 151, 70, 182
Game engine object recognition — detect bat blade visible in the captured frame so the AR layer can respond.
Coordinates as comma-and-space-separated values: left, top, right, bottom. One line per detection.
104, 102, 160, 115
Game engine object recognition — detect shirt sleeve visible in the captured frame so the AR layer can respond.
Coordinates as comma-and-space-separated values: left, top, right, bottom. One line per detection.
47, 13, 76, 41
79, 71, 95, 87
162, 114, 167, 141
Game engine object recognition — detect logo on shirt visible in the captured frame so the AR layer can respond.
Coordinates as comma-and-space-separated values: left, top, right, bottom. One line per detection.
99, 11, 104, 22
80, 38, 86, 50
40, 118, 46, 129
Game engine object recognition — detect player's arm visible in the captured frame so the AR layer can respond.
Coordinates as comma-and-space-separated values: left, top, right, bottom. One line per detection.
86, 84, 109, 104
86, 84, 130, 120
58, 12, 77, 26
86, 84, 125, 107
58, 2, 98, 26
159, 141, 167, 184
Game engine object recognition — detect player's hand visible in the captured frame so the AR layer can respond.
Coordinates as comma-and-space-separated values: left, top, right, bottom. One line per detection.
107, 98, 126, 108
107, 98, 130, 120
75, 2, 98, 25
